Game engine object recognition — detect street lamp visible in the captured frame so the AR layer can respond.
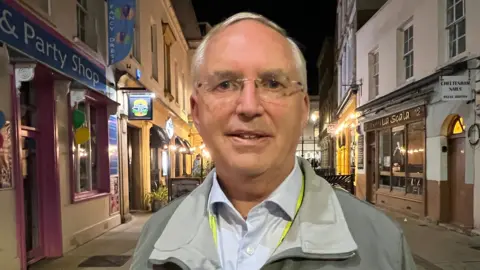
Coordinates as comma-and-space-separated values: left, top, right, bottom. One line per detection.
311, 113, 318, 162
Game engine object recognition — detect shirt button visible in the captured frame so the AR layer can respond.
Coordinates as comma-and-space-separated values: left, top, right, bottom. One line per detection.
246, 246, 255, 255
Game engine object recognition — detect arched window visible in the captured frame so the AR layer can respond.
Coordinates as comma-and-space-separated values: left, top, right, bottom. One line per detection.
451, 116, 465, 135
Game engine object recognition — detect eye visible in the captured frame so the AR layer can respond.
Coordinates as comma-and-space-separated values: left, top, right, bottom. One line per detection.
214, 80, 239, 91
218, 81, 232, 90
262, 79, 285, 90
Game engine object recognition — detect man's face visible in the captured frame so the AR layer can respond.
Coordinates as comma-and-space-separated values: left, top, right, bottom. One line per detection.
191, 20, 309, 177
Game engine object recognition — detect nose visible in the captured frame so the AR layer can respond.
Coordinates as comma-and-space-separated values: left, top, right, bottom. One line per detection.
235, 80, 264, 118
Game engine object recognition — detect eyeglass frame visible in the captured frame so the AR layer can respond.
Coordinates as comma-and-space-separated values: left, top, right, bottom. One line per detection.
194, 76, 305, 100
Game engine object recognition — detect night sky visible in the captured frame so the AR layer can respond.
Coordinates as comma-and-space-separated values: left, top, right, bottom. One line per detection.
192, 0, 336, 96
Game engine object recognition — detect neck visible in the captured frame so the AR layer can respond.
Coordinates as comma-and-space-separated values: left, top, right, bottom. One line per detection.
215, 157, 296, 218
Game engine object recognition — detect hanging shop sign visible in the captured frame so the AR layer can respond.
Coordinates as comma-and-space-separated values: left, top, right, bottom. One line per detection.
108, 115, 119, 176
107, 0, 136, 65
440, 75, 471, 101
0, 0, 107, 92
364, 106, 425, 131
127, 94, 153, 120
165, 117, 174, 139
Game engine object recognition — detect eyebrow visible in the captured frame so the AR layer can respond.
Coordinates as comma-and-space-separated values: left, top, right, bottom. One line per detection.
207, 70, 243, 80
257, 69, 290, 79
207, 69, 291, 80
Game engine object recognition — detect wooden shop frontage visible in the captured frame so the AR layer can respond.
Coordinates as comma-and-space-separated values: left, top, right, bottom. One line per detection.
360, 105, 426, 216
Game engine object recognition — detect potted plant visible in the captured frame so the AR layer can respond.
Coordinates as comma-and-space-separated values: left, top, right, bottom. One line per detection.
145, 185, 168, 212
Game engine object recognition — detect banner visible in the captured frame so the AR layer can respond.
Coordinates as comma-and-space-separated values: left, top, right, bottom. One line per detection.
108, 0, 136, 65
0, 0, 106, 92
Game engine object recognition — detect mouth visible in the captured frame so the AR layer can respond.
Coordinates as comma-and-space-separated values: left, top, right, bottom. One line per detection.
225, 130, 273, 140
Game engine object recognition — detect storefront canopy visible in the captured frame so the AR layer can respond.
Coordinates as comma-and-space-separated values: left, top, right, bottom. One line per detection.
150, 125, 169, 148
182, 139, 192, 150
174, 136, 192, 154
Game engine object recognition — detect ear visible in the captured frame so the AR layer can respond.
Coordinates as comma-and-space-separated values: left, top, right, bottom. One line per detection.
301, 93, 310, 129
190, 93, 201, 133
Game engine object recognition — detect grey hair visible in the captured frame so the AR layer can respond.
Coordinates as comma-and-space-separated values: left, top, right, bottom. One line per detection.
191, 12, 308, 90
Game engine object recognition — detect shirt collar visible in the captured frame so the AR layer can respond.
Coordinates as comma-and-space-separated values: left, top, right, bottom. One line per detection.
207, 158, 302, 220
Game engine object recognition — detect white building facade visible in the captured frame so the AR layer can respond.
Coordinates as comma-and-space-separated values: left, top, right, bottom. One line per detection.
356, 0, 480, 232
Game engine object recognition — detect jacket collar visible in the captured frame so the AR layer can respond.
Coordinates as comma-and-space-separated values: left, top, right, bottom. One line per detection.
149, 158, 358, 269
208, 157, 302, 220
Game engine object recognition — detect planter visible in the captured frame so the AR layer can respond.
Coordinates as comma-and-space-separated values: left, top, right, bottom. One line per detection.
151, 199, 166, 212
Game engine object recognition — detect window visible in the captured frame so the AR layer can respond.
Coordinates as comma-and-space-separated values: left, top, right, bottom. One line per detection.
174, 62, 179, 103
320, 146, 330, 168
76, 0, 97, 51
391, 126, 406, 188
26, 0, 50, 14
164, 43, 172, 94
70, 93, 109, 199
377, 121, 425, 194
74, 101, 98, 193
19, 81, 37, 127
132, 0, 141, 61
347, 37, 354, 86
182, 153, 187, 175
151, 24, 158, 81
447, 0, 466, 58
342, 51, 347, 97
378, 129, 391, 187
451, 116, 465, 134
182, 72, 186, 111
403, 25, 414, 79
407, 122, 424, 194
370, 51, 379, 98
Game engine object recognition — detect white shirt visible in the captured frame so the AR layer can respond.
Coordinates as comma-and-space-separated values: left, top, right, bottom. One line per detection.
207, 159, 302, 270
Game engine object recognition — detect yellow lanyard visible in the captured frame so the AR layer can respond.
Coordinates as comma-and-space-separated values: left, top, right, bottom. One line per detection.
208, 175, 305, 249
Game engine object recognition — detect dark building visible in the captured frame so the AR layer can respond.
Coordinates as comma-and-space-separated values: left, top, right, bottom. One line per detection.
317, 37, 337, 172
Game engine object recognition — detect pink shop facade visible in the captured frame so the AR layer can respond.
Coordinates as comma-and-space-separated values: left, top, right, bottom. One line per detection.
0, 1, 121, 269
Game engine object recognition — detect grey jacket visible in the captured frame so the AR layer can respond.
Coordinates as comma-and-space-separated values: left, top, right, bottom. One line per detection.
131, 158, 416, 270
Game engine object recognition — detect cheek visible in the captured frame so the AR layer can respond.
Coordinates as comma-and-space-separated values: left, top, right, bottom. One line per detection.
267, 104, 304, 129
198, 102, 232, 129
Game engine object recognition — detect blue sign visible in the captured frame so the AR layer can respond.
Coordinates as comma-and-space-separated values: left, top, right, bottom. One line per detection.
107, 0, 135, 65
135, 68, 141, 80
108, 115, 118, 176
0, 0, 107, 92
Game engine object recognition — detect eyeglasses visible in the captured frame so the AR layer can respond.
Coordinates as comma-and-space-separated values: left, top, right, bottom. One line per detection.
195, 77, 304, 103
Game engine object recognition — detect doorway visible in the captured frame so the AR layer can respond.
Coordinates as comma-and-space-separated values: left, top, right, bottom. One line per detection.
21, 131, 43, 264
18, 80, 44, 264
366, 131, 376, 204
447, 116, 473, 228
127, 126, 142, 210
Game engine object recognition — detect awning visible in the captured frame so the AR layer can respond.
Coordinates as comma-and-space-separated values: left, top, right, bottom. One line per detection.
174, 136, 192, 154
182, 139, 192, 150
150, 125, 169, 148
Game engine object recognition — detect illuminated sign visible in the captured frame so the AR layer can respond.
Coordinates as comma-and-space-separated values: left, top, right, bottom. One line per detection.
127, 94, 153, 120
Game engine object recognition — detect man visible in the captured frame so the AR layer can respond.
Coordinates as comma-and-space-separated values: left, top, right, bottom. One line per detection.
192, 154, 202, 176
131, 12, 416, 270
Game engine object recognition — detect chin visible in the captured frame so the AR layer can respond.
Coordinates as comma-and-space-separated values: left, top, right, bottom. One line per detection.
226, 154, 270, 176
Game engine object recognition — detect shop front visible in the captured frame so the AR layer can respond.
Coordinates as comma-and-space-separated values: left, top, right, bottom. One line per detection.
361, 105, 426, 216
335, 93, 358, 176
425, 68, 475, 230
318, 130, 335, 171
0, 1, 120, 269
116, 76, 195, 213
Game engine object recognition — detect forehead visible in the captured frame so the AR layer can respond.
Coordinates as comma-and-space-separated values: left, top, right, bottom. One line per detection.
202, 20, 297, 77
